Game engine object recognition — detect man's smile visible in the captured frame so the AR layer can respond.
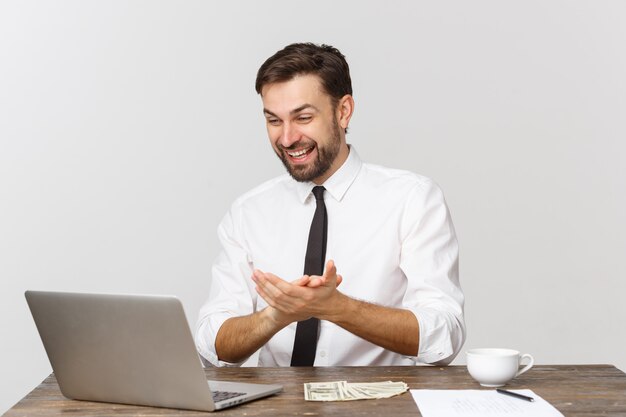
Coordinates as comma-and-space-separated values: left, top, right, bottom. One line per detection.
284, 145, 316, 163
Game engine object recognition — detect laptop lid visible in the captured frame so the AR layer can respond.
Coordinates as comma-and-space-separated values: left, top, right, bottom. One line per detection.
25, 290, 282, 411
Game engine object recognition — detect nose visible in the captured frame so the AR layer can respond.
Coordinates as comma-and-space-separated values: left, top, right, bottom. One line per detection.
277, 122, 300, 148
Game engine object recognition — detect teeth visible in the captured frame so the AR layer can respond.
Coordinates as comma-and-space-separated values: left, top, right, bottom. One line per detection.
288, 147, 311, 157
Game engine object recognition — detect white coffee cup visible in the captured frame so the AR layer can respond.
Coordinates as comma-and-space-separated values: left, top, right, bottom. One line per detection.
466, 348, 534, 387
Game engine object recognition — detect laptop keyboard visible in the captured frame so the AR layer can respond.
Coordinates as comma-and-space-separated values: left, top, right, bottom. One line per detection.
212, 390, 247, 403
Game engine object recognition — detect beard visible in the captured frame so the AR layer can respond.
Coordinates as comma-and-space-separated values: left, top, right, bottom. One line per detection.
276, 117, 342, 183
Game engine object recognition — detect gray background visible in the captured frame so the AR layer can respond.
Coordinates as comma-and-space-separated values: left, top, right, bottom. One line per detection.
1, 0, 624, 413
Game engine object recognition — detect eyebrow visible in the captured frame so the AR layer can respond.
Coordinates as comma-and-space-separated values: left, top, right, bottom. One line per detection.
263, 103, 320, 118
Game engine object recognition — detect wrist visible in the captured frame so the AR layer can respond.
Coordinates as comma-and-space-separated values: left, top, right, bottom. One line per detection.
319, 291, 351, 323
261, 306, 291, 330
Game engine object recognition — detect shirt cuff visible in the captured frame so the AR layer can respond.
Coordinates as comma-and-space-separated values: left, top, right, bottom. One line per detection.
409, 307, 457, 365
196, 312, 247, 367
198, 349, 245, 368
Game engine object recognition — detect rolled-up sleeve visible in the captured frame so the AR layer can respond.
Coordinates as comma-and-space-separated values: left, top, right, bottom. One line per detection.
195, 205, 256, 367
399, 180, 466, 365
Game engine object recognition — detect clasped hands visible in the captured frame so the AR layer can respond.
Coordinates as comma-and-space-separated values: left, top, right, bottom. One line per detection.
252, 260, 344, 326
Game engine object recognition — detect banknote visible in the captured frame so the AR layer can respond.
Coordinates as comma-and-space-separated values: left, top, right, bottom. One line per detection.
304, 380, 408, 401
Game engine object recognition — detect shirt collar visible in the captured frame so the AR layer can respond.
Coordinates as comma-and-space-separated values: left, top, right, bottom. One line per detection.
294, 145, 363, 204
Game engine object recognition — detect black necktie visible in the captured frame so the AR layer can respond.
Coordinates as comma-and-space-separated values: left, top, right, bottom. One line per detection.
290, 186, 327, 366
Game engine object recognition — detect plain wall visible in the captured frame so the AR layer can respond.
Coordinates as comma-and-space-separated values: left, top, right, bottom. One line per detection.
1, 0, 624, 413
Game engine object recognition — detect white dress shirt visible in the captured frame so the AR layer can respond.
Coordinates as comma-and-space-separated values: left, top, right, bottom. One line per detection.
195, 147, 465, 367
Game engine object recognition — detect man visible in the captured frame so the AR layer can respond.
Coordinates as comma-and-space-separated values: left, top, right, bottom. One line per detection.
195, 43, 465, 367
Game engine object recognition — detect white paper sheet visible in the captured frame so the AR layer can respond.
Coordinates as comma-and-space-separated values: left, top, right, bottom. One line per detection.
410, 389, 564, 417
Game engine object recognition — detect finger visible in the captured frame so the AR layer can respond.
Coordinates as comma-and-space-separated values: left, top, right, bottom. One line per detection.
256, 270, 308, 289
254, 283, 272, 306
292, 275, 311, 286
255, 284, 299, 315
253, 270, 283, 288
306, 268, 342, 288
323, 260, 337, 281
262, 271, 306, 296
324, 259, 336, 276
305, 276, 324, 288
315, 260, 337, 287
253, 270, 288, 300
254, 271, 313, 316
255, 279, 301, 314
305, 260, 340, 288
252, 269, 268, 283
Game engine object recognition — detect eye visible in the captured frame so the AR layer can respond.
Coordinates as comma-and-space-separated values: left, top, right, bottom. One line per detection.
297, 115, 312, 123
267, 118, 281, 126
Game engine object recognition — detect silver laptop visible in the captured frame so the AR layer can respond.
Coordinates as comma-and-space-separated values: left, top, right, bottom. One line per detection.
25, 290, 282, 411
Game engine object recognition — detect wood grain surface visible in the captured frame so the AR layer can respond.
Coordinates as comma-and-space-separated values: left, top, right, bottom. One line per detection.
4, 365, 626, 416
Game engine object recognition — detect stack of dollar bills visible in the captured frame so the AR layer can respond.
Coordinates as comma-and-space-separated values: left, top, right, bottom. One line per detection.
304, 380, 409, 401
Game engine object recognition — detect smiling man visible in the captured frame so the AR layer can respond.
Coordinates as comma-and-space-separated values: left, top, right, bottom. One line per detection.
195, 43, 465, 367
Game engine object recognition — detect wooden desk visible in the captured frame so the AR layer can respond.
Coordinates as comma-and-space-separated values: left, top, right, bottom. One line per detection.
4, 365, 626, 416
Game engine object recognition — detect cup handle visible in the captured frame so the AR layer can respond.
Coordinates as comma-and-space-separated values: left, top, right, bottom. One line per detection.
515, 353, 534, 377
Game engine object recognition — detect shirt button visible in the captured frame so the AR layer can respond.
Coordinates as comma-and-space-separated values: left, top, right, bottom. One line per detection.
320, 350, 327, 358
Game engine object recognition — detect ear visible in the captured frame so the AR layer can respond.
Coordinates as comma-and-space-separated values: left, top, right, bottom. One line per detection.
336, 94, 354, 131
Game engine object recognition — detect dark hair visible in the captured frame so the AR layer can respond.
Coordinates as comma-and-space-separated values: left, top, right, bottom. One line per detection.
255, 43, 353, 105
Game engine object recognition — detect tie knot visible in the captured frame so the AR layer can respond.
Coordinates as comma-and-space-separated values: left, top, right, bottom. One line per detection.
312, 186, 325, 201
